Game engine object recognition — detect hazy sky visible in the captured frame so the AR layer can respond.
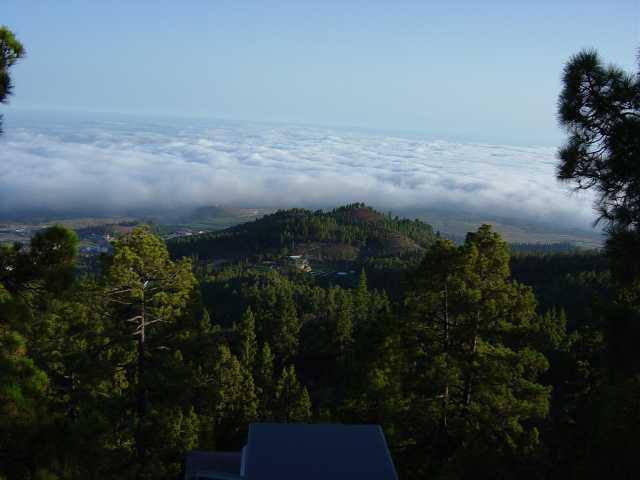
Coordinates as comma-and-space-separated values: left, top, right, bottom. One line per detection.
3, 0, 640, 145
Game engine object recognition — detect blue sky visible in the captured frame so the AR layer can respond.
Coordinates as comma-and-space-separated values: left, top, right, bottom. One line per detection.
3, 0, 639, 145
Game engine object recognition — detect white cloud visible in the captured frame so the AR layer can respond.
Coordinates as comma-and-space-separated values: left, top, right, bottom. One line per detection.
0, 116, 596, 229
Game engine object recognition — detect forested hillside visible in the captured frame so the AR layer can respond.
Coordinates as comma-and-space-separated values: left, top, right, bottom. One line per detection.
4, 217, 635, 479
168, 203, 436, 262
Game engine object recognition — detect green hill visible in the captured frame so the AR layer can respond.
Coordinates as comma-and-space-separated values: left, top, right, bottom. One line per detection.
168, 203, 436, 262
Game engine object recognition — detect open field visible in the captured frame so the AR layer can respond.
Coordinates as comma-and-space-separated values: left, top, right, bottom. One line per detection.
0, 216, 138, 245
397, 208, 604, 249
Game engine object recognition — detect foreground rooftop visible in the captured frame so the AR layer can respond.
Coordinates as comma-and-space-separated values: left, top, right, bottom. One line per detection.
184, 423, 398, 480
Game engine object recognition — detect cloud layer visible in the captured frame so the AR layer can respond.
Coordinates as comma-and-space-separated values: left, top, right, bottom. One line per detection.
0, 115, 595, 229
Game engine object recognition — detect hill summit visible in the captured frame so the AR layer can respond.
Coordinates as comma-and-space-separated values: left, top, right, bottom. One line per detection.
168, 203, 436, 262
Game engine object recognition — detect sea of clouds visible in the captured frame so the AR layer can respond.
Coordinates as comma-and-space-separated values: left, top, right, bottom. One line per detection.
0, 113, 596, 229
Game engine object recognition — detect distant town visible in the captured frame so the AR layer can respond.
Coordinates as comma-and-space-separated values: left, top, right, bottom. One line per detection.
0, 218, 205, 255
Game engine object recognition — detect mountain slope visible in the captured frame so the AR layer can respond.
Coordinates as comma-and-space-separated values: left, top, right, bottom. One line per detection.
168, 203, 436, 262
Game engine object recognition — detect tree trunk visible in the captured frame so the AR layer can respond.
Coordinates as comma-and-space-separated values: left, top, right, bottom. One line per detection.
463, 311, 480, 407
136, 293, 147, 478
442, 279, 449, 430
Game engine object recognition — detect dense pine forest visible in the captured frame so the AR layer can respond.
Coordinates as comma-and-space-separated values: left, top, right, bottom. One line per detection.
2, 208, 638, 479
3, 21, 640, 480
168, 203, 436, 261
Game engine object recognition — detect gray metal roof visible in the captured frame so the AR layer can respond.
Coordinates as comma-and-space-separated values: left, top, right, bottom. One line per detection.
242, 423, 398, 480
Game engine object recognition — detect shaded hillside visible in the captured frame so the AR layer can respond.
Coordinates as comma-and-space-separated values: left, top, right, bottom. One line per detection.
510, 250, 611, 329
168, 203, 435, 262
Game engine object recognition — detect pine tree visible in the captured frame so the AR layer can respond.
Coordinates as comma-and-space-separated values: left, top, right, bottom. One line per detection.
534, 308, 568, 353
145, 406, 200, 478
0, 26, 25, 133
98, 227, 197, 474
254, 342, 275, 419
353, 268, 369, 325
403, 225, 550, 477
334, 288, 354, 354
209, 343, 258, 447
0, 226, 82, 479
274, 365, 311, 423
272, 287, 300, 363
0, 334, 50, 479
238, 307, 258, 370
557, 50, 640, 286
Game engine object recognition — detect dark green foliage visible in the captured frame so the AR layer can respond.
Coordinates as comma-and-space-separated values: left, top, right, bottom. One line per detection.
254, 342, 275, 418
547, 47, 640, 478
557, 50, 640, 230
0, 26, 25, 133
237, 307, 258, 369
400, 226, 551, 478
1, 210, 638, 478
168, 203, 435, 262
510, 251, 611, 330
273, 365, 311, 423
0, 225, 79, 297
97, 227, 199, 476
205, 343, 257, 448
557, 48, 640, 302
0, 226, 79, 479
